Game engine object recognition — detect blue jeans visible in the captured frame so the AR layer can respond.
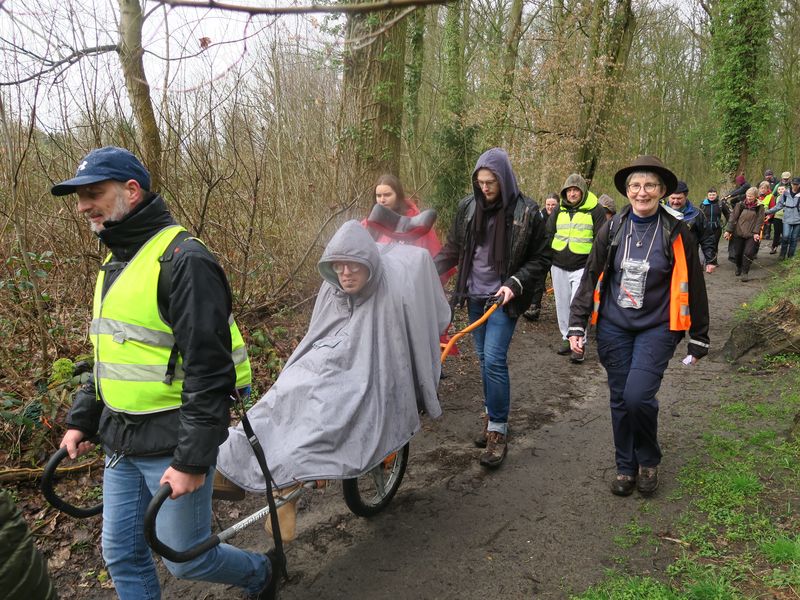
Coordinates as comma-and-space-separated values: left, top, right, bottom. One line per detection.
468, 299, 518, 434
102, 455, 267, 599
780, 222, 800, 258
596, 319, 682, 476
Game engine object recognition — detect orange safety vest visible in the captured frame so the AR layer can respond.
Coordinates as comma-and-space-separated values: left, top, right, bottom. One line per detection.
591, 233, 691, 331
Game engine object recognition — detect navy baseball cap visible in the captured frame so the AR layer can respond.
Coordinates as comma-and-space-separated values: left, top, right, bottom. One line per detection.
51, 146, 151, 196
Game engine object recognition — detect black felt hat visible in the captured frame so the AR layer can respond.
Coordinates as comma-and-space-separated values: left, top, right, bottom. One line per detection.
614, 155, 678, 198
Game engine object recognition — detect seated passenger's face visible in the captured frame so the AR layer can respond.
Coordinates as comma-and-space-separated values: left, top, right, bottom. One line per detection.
333, 261, 369, 295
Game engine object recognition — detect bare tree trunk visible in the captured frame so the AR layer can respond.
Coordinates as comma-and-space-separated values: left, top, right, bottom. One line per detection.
485, 0, 524, 147
574, 0, 635, 182
337, 7, 408, 211
118, 0, 163, 190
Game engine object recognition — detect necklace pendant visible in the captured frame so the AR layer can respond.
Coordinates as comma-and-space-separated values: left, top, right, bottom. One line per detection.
636, 240, 643, 247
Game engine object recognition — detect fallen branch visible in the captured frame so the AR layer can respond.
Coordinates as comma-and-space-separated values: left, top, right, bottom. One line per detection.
0, 455, 102, 484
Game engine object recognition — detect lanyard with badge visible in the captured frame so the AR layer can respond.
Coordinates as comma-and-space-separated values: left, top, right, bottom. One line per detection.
617, 215, 660, 310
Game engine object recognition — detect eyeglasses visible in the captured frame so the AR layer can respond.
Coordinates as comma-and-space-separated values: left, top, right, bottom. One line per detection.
476, 178, 498, 189
332, 262, 363, 274
627, 182, 661, 194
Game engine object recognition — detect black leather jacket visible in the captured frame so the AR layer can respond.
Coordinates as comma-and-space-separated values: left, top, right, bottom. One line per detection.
66, 194, 237, 474
434, 193, 552, 318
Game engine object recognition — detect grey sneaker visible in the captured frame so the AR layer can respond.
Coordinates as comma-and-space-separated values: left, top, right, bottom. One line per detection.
557, 339, 571, 355
474, 413, 489, 448
479, 431, 507, 468
570, 350, 585, 364
637, 466, 658, 495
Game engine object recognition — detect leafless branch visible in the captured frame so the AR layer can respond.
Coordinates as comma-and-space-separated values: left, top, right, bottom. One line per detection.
155, 0, 451, 16
0, 44, 118, 87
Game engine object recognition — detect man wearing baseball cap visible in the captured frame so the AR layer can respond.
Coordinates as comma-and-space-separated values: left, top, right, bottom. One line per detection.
774, 171, 792, 196
53, 147, 279, 599
766, 175, 800, 259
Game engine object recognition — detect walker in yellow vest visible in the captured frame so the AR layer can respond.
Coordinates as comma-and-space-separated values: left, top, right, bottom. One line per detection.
551, 191, 599, 255
90, 225, 251, 414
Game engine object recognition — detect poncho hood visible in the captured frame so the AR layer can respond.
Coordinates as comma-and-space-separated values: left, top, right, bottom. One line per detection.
318, 220, 382, 302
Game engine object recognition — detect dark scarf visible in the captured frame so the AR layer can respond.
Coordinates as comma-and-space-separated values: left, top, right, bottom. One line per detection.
473, 195, 508, 275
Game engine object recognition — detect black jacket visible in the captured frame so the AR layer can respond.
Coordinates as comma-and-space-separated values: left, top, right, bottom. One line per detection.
434, 193, 552, 318
567, 204, 710, 359
66, 194, 237, 474
699, 199, 731, 231
678, 202, 717, 264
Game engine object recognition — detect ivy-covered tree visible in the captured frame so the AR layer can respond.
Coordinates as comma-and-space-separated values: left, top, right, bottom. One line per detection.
431, 0, 475, 224
707, 0, 772, 177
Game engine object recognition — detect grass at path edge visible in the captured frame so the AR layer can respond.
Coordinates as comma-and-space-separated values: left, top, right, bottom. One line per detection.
572, 261, 800, 600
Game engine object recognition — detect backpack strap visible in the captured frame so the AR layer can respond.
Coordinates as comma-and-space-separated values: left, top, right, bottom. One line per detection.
157, 229, 193, 385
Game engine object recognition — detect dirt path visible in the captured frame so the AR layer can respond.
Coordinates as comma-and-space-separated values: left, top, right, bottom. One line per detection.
114, 245, 782, 599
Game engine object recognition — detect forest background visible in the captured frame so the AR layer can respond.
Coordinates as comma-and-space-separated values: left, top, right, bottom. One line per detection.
1, 0, 798, 463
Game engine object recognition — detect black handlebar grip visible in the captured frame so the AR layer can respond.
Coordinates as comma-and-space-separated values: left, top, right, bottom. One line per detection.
143, 483, 221, 563
41, 447, 103, 519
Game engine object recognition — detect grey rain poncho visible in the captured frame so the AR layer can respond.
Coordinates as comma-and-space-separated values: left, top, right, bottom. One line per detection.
216, 220, 451, 490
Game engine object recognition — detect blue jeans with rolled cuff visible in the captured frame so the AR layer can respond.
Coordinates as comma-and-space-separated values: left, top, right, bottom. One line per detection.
468, 299, 518, 435
101, 455, 268, 599
596, 319, 682, 477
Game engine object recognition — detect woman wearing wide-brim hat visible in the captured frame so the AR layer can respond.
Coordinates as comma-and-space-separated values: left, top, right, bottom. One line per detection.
566, 155, 710, 497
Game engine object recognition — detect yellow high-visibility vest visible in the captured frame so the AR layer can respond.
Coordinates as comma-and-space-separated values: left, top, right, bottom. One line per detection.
551, 193, 598, 254
91, 225, 251, 414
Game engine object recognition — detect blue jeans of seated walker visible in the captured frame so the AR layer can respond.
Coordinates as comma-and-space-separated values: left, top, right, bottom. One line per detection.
468, 299, 518, 435
101, 455, 268, 600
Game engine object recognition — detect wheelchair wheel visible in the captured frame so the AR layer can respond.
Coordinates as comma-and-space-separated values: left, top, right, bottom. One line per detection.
342, 444, 409, 517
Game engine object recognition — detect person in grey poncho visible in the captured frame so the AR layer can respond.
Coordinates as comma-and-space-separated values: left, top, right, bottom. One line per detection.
215, 220, 450, 495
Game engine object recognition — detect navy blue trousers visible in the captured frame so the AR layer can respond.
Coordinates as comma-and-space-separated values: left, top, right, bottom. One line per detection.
596, 319, 682, 476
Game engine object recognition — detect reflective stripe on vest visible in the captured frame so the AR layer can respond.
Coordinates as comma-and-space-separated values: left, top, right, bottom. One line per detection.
92, 225, 251, 414
590, 233, 692, 331
551, 194, 598, 254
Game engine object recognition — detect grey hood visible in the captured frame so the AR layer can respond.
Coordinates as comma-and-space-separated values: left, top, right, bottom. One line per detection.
559, 173, 589, 207
217, 222, 450, 490
317, 220, 382, 302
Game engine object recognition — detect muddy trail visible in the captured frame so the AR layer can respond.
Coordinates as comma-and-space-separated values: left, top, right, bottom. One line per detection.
59, 245, 781, 599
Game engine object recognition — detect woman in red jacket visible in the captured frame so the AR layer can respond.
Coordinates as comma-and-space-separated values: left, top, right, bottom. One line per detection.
364, 174, 445, 257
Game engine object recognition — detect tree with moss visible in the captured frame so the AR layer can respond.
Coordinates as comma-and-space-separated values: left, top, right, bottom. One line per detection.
707, 0, 772, 177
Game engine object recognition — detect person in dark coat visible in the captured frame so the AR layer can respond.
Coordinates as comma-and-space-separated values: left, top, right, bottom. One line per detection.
434, 147, 551, 467
725, 187, 765, 280
667, 181, 717, 272
51, 147, 276, 600
699, 187, 730, 269
524, 192, 559, 321
568, 155, 710, 497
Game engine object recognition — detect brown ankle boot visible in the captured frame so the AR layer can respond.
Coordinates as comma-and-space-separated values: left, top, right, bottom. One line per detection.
479, 431, 508, 468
